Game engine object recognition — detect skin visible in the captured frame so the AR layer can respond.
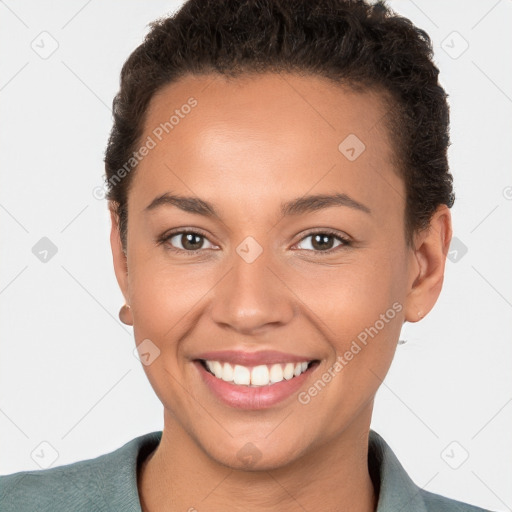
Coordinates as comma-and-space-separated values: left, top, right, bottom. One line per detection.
109, 72, 452, 512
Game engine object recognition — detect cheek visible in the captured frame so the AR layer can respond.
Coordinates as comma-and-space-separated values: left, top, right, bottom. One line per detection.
126, 258, 210, 417
128, 253, 211, 335
297, 251, 406, 390
292, 262, 404, 430
291, 248, 405, 335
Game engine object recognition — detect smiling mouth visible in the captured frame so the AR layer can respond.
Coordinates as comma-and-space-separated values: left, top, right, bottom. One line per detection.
197, 359, 320, 387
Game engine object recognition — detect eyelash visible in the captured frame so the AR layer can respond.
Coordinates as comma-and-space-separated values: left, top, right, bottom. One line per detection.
157, 228, 352, 256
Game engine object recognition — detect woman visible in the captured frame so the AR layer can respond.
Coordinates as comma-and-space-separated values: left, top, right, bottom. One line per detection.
0, 0, 496, 510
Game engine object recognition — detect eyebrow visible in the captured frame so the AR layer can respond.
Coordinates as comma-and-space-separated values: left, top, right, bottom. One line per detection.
144, 192, 372, 218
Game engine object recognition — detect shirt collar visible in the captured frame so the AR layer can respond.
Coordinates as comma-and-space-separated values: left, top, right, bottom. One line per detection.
369, 429, 428, 512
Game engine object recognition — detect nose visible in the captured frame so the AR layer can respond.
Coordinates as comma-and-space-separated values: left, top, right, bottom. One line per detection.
209, 245, 295, 335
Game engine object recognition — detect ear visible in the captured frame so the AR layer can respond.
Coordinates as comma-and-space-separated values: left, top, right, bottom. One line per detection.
403, 204, 453, 323
109, 203, 130, 304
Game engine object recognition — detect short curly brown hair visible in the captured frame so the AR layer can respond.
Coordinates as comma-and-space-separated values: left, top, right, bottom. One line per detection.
104, 0, 454, 251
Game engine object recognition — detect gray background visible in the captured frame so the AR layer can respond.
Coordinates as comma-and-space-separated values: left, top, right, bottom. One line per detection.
1, 1, 511, 510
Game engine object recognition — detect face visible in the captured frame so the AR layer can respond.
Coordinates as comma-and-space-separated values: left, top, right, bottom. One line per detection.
111, 72, 449, 470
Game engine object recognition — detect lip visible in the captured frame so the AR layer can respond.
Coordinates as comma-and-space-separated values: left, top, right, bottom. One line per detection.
192, 349, 316, 367
193, 358, 320, 410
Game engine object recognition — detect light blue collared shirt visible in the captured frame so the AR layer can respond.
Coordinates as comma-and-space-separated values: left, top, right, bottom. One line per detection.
0, 430, 495, 511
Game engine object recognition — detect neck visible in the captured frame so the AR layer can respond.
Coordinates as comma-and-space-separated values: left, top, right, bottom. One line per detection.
138, 410, 377, 512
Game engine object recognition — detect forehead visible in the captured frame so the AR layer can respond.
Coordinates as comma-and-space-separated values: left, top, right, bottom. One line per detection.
130, 72, 404, 223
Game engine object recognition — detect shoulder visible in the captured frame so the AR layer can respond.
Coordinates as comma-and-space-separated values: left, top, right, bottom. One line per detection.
0, 455, 108, 512
0, 431, 162, 512
369, 430, 496, 512
419, 488, 493, 511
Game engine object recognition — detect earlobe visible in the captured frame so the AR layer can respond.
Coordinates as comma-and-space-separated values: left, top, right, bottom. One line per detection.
119, 303, 133, 325
109, 204, 130, 303
403, 205, 453, 323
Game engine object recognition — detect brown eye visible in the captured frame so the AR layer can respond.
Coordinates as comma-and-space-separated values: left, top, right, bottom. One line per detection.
295, 231, 351, 253
165, 231, 216, 253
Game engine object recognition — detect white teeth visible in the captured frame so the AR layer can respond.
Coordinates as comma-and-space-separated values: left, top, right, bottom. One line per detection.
222, 362, 234, 382
233, 365, 250, 385
283, 362, 295, 380
212, 360, 223, 378
251, 365, 270, 386
269, 363, 284, 383
202, 360, 313, 386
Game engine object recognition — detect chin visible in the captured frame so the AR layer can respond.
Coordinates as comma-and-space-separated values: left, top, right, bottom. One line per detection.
196, 430, 310, 472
